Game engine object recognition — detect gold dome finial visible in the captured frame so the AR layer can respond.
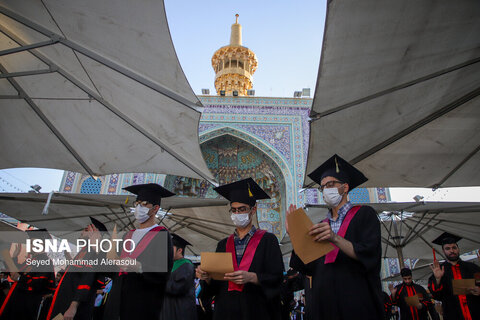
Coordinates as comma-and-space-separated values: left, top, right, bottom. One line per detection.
230, 14, 242, 46
211, 14, 258, 96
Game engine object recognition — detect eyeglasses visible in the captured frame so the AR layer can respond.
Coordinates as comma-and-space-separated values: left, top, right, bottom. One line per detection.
134, 200, 152, 207
319, 180, 344, 192
229, 206, 251, 213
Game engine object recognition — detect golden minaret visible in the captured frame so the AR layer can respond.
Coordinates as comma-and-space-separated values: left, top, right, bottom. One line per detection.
212, 14, 258, 96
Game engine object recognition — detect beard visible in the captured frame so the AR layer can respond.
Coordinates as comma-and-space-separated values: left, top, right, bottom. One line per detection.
446, 252, 459, 262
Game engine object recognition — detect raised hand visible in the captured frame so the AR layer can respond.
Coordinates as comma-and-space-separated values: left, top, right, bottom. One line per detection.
429, 259, 444, 284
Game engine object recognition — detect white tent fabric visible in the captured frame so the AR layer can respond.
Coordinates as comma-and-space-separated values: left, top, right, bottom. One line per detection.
162, 205, 265, 254
305, 0, 480, 188
0, 0, 215, 182
162, 205, 236, 255
282, 202, 480, 260
0, 192, 228, 233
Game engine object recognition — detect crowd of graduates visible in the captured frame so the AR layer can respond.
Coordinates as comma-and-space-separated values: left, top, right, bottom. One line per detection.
0, 155, 478, 320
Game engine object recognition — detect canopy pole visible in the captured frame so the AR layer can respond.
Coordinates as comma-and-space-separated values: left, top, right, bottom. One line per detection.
396, 247, 405, 269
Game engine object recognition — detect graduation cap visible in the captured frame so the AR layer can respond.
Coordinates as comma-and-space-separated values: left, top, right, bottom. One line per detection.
213, 177, 270, 207
89, 217, 108, 232
171, 233, 191, 250
307, 154, 368, 191
123, 183, 175, 206
432, 231, 462, 246
26, 228, 51, 240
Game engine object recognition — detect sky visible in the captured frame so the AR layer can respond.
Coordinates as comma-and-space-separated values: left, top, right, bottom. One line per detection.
163, 0, 326, 97
0, 0, 479, 202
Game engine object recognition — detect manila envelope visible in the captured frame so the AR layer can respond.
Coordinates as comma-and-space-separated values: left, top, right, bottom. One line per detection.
474, 272, 480, 286
200, 252, 234, 280
52, 314, 64, 320
287, 208, 334, 264
405, 294, 421, 307
452, 279, 476, 295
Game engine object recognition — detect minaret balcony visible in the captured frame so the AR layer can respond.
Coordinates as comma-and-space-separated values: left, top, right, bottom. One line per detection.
215, 67, 252, 80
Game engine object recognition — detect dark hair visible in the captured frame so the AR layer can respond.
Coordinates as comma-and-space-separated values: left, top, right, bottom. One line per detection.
441, 237, 458, 248
400, 268, 412, 277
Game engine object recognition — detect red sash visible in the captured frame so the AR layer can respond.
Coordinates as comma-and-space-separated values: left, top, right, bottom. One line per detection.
451, 264, 472, 320
324, 206, 361, 264
226, 229, 266, 292
119, 226, 166, 274
0, 282, 17, 316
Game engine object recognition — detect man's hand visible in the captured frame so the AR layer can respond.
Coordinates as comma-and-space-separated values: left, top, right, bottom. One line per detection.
309, 222, 336, 242
285, 204, 297, 234
120, 258, 142, 273
416, 303, 423, 309
85, 224, 101, 243
224, 270, 258, 285
429, 260, 444, 285
467, 286, 480, 296
388, 283, 397, 298
64, 301, 78, 320
9, 272, 20, 282
196, 266, 211, 284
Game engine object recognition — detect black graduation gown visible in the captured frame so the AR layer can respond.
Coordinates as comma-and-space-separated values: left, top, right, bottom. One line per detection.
46, 250, 103, 320
428, 260, 480, 320
0, 253, 55, 320
392, 283, 431, 320
202, 231, 284, 320
159, 260, 197, 320
102, 227, 173, 319
290, 205, 383, 320
382, 292, 392, 320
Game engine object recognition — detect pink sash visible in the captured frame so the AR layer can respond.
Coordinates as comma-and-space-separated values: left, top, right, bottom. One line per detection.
226, 229, 266, 292
324, 206, 361, 264
119, 226, 166, 274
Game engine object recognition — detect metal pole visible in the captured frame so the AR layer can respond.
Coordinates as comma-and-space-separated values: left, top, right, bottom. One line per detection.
396, 246, 405, 269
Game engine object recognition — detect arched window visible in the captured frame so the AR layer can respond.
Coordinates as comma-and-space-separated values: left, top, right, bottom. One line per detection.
80, 177, 102, 194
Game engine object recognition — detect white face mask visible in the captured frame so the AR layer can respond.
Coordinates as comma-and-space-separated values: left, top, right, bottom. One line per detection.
131, 205, 151, 223
231, 213, 251, 228
322, 187, 344, 208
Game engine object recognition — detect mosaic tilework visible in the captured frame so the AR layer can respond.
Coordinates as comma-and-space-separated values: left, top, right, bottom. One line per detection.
132, 173, 145, 185
199, 127, 294, 208
80, 177, 102, 194
62, 171, 77, 192
200, 120, 306, 205
199, 100, 311, 167
199, 96, 312, 108
107, 174, 119, 194
305, 188, 319, 204
376, 188, 389, 203
236, 124, 291, 161
348, 188, 371, 204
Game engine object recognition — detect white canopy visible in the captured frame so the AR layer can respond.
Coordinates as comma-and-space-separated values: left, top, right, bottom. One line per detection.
305, 0, 480, 188
162, 205, 237, 255
0, 192, 228, 233
0, 0, 215, 182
